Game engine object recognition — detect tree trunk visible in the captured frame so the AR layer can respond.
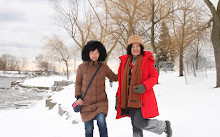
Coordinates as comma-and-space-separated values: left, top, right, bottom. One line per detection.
179, 45, 184, 76
151, 0, 159, 73
195, 37, 200, 70
211, 23, 220, 87
203, 0, 220, 87
151, 22, 159, 72
179, 8, 186, 77
65, 61, 69, 80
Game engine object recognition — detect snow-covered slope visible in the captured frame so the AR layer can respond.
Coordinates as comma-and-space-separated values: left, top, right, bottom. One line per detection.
0, 71, 220, 137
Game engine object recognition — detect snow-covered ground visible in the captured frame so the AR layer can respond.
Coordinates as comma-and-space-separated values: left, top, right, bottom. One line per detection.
0, 71, 220, 137
20, 75, 68, 87
0, 71, 29, 78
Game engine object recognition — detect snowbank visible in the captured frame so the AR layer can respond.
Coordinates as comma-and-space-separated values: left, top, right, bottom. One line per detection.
21, 75, 74, 88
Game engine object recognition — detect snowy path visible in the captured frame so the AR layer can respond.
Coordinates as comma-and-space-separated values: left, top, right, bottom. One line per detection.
155, 71, 220, 137
0, 72, 220, 137
0, 101, 75, 137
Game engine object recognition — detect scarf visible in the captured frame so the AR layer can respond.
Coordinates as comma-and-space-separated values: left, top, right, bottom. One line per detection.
121, 55, 143, 109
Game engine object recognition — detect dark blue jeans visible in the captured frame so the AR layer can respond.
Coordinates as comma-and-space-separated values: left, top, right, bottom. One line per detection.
84, 113, 108, 137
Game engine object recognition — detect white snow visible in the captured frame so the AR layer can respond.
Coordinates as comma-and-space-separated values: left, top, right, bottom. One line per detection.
0, 71, 26, 78
20, 75, 68, 87
0, 71, 220, 137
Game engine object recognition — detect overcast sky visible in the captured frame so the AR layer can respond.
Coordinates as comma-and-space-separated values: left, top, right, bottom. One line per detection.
0, 0, 218, 60
0, 0, 66, 60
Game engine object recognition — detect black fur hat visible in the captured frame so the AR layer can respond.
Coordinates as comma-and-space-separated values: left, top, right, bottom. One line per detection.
82, 40, 107, 61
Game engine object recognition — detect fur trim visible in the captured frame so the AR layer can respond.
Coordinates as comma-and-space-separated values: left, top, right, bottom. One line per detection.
151, 53, 156, 60
81, 41, 107, 61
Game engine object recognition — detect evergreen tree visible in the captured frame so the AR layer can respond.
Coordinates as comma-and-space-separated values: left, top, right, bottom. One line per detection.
157, 21, 171, 62
157, 21, 177, 62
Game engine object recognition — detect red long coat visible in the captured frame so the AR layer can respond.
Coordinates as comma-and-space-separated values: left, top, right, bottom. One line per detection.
116, 51, 159, 119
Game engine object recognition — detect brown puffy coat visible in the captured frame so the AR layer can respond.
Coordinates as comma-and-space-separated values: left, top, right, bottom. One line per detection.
75, 61, 118, 122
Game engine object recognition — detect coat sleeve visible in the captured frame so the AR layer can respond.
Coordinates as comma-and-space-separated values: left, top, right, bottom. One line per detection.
116, 62, 122, 97
105, 64, 118, 82
142, 58, 159, 91
75, 64, 83, 98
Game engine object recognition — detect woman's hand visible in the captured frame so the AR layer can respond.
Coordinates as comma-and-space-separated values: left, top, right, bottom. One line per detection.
133, 84, 146, 94
77, 98, 84, 105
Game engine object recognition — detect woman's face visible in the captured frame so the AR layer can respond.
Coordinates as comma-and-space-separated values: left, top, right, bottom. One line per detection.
131, 44, 141, 56
89, 49, 100, 61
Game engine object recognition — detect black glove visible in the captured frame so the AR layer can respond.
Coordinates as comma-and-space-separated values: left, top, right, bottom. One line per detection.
133, 84, 146, 94
109, 80, 113, 87
76, 95, 82, 100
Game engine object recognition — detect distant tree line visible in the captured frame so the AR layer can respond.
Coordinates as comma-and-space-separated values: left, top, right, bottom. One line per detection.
0, 54, 27, 74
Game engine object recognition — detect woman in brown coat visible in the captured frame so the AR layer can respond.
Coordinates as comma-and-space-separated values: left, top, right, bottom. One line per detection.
75, 40, 118, 137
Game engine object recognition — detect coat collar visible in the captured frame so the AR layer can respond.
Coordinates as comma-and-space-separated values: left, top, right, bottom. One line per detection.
119, 51, 154, 62
87, 61, 100, 66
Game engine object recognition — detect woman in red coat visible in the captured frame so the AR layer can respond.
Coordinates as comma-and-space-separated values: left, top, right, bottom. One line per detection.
115, 35, 172, 137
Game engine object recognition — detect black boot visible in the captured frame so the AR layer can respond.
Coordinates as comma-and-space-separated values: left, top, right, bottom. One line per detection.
165, 121, 172, 137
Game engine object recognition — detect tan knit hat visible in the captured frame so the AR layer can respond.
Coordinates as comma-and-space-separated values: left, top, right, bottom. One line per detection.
127, 35, 144, 48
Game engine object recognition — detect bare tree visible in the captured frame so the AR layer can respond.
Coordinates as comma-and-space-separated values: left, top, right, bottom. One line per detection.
203, 0, 220, 87
16, 58, 28, 74
0, 54, 27, 72
104, 0, 151, 49
50, 0, 92, 49
1, 54, 18, 71
35, 54, 50, 72
148, 0, 179, 72
87, 0, 124, 62
190, 10, 211, 70
104, 0, 177, 71
171, 0, 207, 76
44, 35, 72, 80
0, 56, 6, 70
50, 0, 124, 63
